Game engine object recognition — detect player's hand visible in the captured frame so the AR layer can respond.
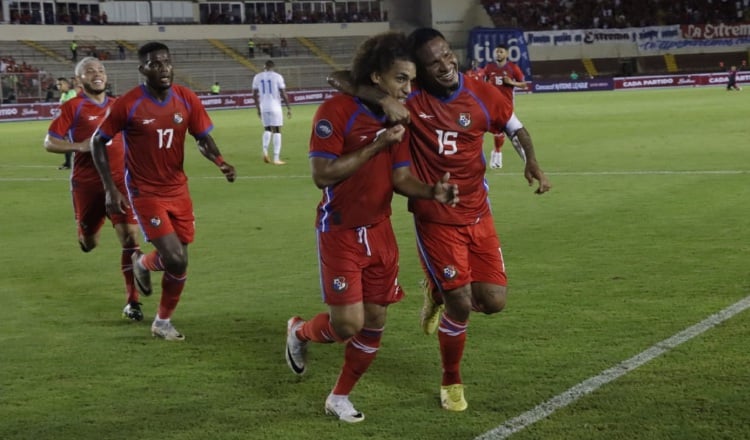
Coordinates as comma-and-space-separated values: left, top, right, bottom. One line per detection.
524, 162, 551, 194
105, 189, 129, 215
433, 172, 459, 207
220, 162, 236, 183
380, 95, 410, 125
373, 124, 406, 150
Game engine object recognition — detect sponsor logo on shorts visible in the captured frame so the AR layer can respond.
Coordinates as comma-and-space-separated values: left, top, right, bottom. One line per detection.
332, 276, 348, 292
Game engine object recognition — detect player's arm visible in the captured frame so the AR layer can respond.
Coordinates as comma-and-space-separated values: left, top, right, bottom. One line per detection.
393, 168, 458, 206
327, 70, 410, 125
279, 87, 292, 118
196, 134, 236, 183
91, 132, 129, 214
44, 134, 91, 154
311, 125, 405, 189
504, 114, 551, 194
503, 75, 527, 89
252, 88, 261, 118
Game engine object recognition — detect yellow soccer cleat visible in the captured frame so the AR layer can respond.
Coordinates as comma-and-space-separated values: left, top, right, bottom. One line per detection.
440, 384, 468, 412
419, 279, 444, 335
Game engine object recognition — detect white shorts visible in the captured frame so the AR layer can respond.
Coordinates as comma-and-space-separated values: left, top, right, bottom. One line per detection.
260, 108, 283, 127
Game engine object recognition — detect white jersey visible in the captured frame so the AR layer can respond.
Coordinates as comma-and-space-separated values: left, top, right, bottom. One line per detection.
252, 70, 286, 113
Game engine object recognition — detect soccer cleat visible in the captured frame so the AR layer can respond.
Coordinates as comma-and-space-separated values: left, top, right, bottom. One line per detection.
489, 151, 502, 169
285, 316, 308, 375
325, 394, 365, 423
58, 164, 70, 170
151, 320, 185, 341
419, 279, 444, 335
122, 301, 144, 322
440, 384, 468, 411
273, 160, 286, 165
263, 153, 270, 163
131, 251, 152, 296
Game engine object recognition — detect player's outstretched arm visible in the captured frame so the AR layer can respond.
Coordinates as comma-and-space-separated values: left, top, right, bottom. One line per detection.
90, 133, 129, 214
311, 125, 405, 189
327, 70, 410, 125
513, 127, 551, 194
196, 134, 236, 182
393, 170, 459, 207
44, 135, 91, 154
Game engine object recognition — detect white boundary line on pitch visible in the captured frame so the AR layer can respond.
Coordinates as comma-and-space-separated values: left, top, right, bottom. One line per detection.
1, 169, 748, 183
475, 294, 750, 440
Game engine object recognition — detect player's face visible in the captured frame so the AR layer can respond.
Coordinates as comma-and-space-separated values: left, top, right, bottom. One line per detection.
371, 59, 415, 103
140, 49, 174, 91
78, 60, 107, 95
415, 37, 459, 94
495, 47, 508, 62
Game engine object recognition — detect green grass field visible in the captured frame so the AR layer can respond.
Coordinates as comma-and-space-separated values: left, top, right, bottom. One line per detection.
1, 87, 749, 440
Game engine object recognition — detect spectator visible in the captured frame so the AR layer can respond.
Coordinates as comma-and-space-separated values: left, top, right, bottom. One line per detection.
118, 44, 126, 60
280, 37, 288, 57
70, 40, 78, 62
247, 38, 255, 58
210, 81, 221, 95
570, 70, 579, 80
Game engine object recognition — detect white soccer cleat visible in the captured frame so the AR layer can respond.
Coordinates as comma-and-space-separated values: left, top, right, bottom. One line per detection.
151, 320, 185, 341
285, 316, 308, 375
325, 394, 365, 423
131, 251, 152, 296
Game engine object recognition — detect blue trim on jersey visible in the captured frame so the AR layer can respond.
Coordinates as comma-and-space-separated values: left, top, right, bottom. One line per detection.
193, 123, 213, 139
309, 151, 338, 159
315, 229, 326, 302
392, 160, 410, 170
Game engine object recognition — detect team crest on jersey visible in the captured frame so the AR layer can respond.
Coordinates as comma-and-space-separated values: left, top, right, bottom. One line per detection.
173, 113, 184, 124
332, 276, 348, 293
150, 216, 162, 228
457, 113, 471, 128
315, 119, 333, 139
443, 265, 458, 280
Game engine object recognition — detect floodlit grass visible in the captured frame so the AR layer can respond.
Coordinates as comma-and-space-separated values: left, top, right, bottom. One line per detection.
1, 87, 748, 440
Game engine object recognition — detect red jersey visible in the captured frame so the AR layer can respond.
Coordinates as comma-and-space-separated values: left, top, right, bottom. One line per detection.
483, 60, 525, 103
406, 74, 513, 225
48, 94, 125, 186
464, 66, 485, 82
96, 84, 213, 197
309, 94, 411, 231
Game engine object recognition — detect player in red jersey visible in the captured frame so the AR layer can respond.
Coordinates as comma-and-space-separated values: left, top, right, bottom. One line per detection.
91, 42, 236, 341
483, 44, 528, 169
463, 59, 485, 82
329, 27, 550, 412
44, 57, 144, 321
284, 32, 458, 423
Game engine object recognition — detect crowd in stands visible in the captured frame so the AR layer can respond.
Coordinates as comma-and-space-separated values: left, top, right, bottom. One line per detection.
8, 6, 108, 25
1, 56, 55, 103
483, 0, 750, 30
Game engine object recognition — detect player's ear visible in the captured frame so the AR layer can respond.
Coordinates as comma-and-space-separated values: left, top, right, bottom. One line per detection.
370, 71, 381, 86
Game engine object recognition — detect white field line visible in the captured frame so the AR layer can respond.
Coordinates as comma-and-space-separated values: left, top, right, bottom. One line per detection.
0, 169, 748, 183
475, 295, 750, 440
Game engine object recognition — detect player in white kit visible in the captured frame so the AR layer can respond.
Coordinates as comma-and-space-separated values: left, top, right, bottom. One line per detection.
252, 60, 292, 165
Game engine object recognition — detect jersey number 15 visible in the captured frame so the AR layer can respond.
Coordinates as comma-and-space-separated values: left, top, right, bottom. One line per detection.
436, 129, 458, 155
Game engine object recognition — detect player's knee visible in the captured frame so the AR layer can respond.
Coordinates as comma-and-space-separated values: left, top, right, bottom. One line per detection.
162, 252, 187, 274
79, 237, 97, 253
331, 318, 362, 341
480, 289, 507, 315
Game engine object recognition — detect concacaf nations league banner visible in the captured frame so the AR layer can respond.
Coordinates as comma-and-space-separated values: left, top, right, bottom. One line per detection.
467, 27, 533, 80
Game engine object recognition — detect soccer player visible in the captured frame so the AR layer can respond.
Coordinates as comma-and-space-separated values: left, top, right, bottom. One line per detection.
90, 42, 236, 341
329, 27, 550, 412
44, 57, 144, 321
285, 31, 458, 423
726, 65, 742, 91
252, 60, 292, 165
464, 59, 485, 81
483, 43, 528, 169
55, 77, 78, 170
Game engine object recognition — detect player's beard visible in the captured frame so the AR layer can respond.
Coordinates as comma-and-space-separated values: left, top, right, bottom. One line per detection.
82, 83, 105, 96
